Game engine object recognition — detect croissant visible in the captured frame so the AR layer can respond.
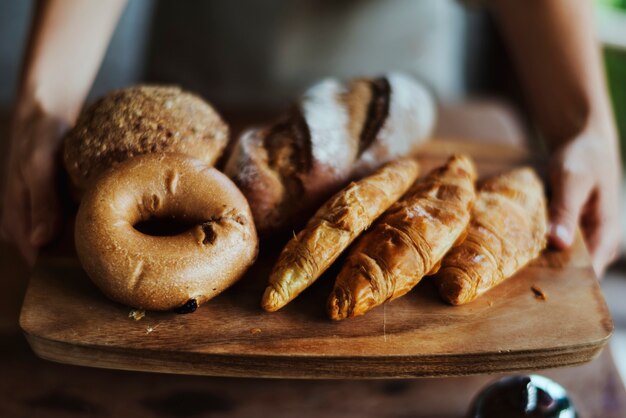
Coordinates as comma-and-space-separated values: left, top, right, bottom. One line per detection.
434, 167, 548, 305
262, 158, 420, 312
328, 154, 477, 320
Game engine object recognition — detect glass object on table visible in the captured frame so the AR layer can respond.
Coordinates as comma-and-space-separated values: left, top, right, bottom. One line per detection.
466, 375, 577, 418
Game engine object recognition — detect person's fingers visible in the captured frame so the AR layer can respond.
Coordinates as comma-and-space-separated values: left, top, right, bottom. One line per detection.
548, 159, 594, 249
23, 149, 60, 247
1, 180, 37, 265
15, 222, 38, 266
580, 190, 620, 278
587, 222, 619, 278
0, 214, 9, 241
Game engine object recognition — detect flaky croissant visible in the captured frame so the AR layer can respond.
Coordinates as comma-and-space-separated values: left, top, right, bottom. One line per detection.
328, 154, 477, 320
262, 158, 420, 312
434, 167, 548, 305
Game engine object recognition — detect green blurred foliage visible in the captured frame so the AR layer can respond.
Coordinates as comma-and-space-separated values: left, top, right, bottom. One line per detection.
605, 47, 626, 161
598, 0, 626, 10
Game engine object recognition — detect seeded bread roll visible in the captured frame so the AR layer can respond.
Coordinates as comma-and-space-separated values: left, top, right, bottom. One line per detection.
225, 73, 435, 234
64, 85, 229, 196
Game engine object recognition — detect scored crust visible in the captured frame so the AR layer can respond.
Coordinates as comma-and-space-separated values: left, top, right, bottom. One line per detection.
224, 73, 435, 235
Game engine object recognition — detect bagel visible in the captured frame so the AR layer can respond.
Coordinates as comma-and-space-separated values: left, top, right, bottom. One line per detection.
75, 153, 258, 311
64, 85, 229, 196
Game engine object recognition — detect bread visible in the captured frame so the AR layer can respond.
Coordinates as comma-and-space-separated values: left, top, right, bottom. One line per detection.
74, 153, 258, 311
64, 85, 229, 195
328, 155, 476, 320
224, 73, 435, 234
262, 158, 420, 312
434, 167, 548, 305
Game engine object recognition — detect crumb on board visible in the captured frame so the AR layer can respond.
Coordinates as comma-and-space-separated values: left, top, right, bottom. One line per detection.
488, 301, 494, 307
531, 285, 548, 301
145, 323, 161, 334
129, 309, 146, 321
250, 327, 262, 335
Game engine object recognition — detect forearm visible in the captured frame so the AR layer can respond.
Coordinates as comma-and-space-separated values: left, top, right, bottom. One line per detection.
489, 0, 617, 150
491, 0, 621, 274
17, 0, 127, 125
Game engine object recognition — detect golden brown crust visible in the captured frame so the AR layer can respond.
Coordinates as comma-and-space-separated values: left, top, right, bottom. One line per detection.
328, 155, 477, 320
64, 85, 229, 195
261, 158, 420, 312
434, 167, 548, 305
74, 153, 258, 311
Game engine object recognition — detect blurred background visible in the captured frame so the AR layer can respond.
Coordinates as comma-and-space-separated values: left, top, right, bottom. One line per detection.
1, 0, 626, 415
2, 0, 625, 155
1, 1, 500, 109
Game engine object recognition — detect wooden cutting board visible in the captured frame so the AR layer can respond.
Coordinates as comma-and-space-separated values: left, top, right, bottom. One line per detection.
19, 141, 613, 378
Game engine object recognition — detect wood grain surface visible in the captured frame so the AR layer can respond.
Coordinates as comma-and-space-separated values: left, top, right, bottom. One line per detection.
19, 140, 613, 378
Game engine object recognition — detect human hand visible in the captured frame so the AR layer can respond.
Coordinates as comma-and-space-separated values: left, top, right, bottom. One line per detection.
548, 129, 622, 277
1, 99, 69, 265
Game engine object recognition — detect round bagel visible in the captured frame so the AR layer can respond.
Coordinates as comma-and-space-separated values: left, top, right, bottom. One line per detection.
64, 85, 229, 196
75, 153, 258, 311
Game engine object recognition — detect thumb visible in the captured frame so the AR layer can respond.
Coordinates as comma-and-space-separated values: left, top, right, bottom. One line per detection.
548, 163, 593, 250
24, 153, 60, 247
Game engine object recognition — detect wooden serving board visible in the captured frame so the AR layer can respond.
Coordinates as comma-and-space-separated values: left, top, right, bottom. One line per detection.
19, 141, 613, 378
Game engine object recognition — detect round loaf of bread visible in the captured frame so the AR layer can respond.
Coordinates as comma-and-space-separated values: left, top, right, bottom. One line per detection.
224, 72, 435, 235
64, 85, 229, 195
75, 153, 258, 311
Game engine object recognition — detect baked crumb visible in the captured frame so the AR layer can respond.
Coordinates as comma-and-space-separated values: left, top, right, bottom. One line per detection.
129, 309, 146, 321
250, 328, 262, 335
531, 285, 548, 301
145, 323, 161, 334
